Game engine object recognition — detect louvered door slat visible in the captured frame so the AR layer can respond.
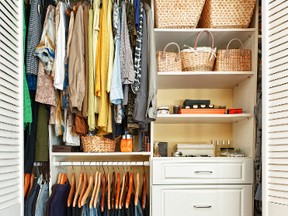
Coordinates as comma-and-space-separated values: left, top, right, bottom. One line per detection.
0, 0, 22, 214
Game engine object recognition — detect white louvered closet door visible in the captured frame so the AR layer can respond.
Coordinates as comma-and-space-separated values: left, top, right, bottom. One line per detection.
0, 0, 23, 216
262, 0, 288, 215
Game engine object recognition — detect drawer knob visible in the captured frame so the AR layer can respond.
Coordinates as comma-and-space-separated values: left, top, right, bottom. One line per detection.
194, 205, 212, 209
194, 171, 213, 174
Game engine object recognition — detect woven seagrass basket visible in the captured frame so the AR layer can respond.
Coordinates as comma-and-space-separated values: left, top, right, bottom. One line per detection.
156, 42, 182, 72
199, 0, 256, 28
181, 30, 216, 71
214, 38, 251, 71
81, 136, 116, 153
154, 0, 206, 28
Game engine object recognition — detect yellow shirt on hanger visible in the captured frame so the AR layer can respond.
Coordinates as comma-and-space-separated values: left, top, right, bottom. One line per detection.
96, 0, 112, 133
93, 0, 101, 113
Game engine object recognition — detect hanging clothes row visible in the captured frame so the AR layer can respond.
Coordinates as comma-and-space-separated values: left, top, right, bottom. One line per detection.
24, 0, 157, 154
46, 163, 149, 216
24, 162, 50, 216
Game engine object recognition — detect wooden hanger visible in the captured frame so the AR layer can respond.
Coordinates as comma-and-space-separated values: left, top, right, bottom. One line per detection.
134, 172, 140, 206
93, 172, 102, 208
27, 173, 35, 197
67, 173, 76, 207
101, 174, 106, 212
73, 172, 83, 207
107, 172, 111, 210
115, 172, 121, 209
90, 171, 98, 208
119, 172, 126, 209
111, 172, 115, 209
60, 173, 67, 184
57, 173, 62, 184
78, 173, 88, 208
142, 172, 147, 209
81, 174, 94, 206
24, 173, 30, 198
125, 173, 134, 209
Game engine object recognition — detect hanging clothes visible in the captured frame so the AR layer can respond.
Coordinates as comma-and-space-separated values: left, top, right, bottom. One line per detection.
68, 5, 85, 113
34, 5, 55, 74
96, 0, 113, 132
26, 0, 43, 76
133, 7, 148, 124
54, 2, 67, 90
110, 2, 123, 105
23, 3, 32, 128
132, 3, 144, 94
35, 104, 49, 162
88, 8, 96, 130
82, 3, 90, 117
120, 1, 135, 106
144, 3, 157, 122
93, 0, 101, 114
35, 182, 49, 216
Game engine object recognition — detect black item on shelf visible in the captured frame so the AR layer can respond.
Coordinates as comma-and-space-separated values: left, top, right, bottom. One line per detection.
182, 99, 210, 108
52, 145, 80, 152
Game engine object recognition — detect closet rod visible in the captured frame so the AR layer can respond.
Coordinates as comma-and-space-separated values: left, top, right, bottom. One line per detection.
54, 161, 150, 166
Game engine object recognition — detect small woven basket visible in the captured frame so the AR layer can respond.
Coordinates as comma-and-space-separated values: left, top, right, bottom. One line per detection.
154, 0, 206, 28
214, 38, 251, 71
199, 0, 256, 28
156, 42, 182, 72
180, 30, 216, 71
81, 136, 116, 153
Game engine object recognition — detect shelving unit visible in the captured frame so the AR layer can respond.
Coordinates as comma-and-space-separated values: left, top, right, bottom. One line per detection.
151, 1, 258, 214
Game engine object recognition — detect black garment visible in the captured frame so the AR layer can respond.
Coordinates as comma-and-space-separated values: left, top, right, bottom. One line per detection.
67, 194, 74, 216
141, 195, 149, 216
124, 193, 134, 216
24, 92, 39, 173
25, 178, 40, 216
72, 203, 82, 216
45, 184, 57, 216
49, 183, 71, 216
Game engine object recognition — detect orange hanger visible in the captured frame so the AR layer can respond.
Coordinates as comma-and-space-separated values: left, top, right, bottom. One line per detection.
101, 174, 106, 212
78, 173, 88, 208
67, 173, 76, 207
24, 173, 30, 198
27, 173, 35, 197
125, 173, 134, 209
60, 173, 67, 184
119, 173, 126, 209
81, 174, 94, 206
111, 172, 115, 209
93, 172, 102, 208
90, 171, 98, 209
142, 173, 147, 209
115, 172, 121, 209
73, 172, 83, 207
107, 173, 111, 210
57, 173, 62, 184
134, 172, 140, 206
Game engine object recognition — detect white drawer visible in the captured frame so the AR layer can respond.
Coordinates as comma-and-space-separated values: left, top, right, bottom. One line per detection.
152, 157, 253, 184
152, 185, 252, 216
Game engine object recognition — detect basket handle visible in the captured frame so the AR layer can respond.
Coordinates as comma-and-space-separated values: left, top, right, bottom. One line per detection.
161, 42, 181, 60
225, 38, 246, 57
194, 30, 215, 50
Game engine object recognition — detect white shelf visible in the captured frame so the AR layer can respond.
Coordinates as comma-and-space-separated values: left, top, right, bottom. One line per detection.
154, 28, 256, 50
51, 152, 151, 162
157, 71, 254, 89
155, 114, 253, 124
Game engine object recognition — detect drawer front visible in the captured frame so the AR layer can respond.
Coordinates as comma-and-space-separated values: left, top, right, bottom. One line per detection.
152, 185, 252, 216
152, 158, 253, 184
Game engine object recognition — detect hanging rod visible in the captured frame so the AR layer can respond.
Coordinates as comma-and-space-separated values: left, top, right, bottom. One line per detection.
54, 161, 150, 166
